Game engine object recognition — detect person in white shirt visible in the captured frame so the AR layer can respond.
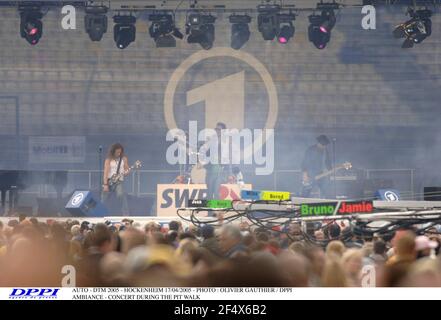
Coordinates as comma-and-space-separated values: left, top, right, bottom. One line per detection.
102, 143, 130, 215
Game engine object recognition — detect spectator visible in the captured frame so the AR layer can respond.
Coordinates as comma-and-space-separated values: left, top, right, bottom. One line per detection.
185, 224, 199, 238
125, 245, 188, 286
168, 220, 181, 233
387, 231, 416, 267
303, 245, 326, 287
322, 256, 347, 287
289, 241, 305, 255
328, 223, 341, 240
100, 252, 128, 286
166, 230, 179, 247
200, 224, 222, 257
415, 235, 438, 259
342, 249, 364, 286
18, 214, 26, 223
144, 221, 161, 234
179, 231, 197, 241
402, 258, 441, 287
71, 224, 83, 242
239, 221, 250, 233
1, 216, 441, 288
278, 251, 310, 286
119, 227, 147, 254
148, 231, 169, 246
326, 240, 346, 259
218, 225, 247, 258
314, 230, 325, 241
77, 223, 114, 286
369, 240, 388, 265
201, 255, 286, 287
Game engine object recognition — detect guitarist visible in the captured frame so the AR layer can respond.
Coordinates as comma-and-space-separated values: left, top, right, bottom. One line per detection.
301, 135, 332, 198
200, 122, 229, 200
102, 143, 129, 215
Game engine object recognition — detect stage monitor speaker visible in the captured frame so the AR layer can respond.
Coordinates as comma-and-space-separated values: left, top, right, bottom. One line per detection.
375, 189, 401, 201
424, 187, 441, 201
65, 190, 108, 217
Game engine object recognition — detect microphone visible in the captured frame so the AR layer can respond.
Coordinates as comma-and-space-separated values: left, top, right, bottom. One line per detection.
98, 145, 103, 153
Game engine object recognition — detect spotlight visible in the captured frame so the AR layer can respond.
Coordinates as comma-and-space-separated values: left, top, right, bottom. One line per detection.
20, 6, 43, 45
308, 4, 337, 49
186, 13, 216, 50
257, 5, 296, 43
277, 13, 296, 44
308, 14, 329, 49
229, 15, 251, 50
319, 9, 336, 33
257, 4, 280, 41
149, 13, 183, 48
114, 15, 136, 49
85, 6, 108, 41
393, 9, 432, 48
278, 24, 294, 44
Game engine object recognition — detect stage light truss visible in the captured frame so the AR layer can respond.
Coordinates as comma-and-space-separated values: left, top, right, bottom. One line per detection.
0, 0, 406, 11
2, 0, 441, 11
3, 0, 441, 50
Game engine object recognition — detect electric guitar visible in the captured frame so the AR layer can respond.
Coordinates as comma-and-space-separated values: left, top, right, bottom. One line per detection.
302, 162, 352, 189
108, 160, 142, 191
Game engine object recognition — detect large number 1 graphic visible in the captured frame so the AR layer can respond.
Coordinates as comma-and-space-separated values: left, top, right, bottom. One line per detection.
186, 71, 245, 129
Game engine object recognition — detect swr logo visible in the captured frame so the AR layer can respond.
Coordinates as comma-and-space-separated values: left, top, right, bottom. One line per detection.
9, 288, 59, 299
161, 186, 241, 208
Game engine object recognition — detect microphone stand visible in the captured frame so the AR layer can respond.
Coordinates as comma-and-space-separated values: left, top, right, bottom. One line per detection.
98, 146, 103, 188
332, 138, 337, 199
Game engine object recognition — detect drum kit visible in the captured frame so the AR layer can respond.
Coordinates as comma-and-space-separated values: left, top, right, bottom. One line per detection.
173, 146, 207, 184
172, 134, 237, 185
173, 148, 236, 185
175, 163, 238, 185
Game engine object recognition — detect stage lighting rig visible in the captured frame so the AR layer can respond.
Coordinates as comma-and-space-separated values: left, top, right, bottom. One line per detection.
229, 14, 251, 50
257, 4, 280, 41
277, 13, 296, 44
257, 4, 296, 43
19, 4, 43, 45
113, 15, 136, 49
149, 13, 183, 48
308, 2, 338, 49
393, 8, 432, 48
186, 13, 216, 50
85, 5, 108, 41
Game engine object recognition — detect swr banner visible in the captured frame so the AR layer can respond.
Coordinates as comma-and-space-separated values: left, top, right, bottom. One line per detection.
156, 184, 252, 217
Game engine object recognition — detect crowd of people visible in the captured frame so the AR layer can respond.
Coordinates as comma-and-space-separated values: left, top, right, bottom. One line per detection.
1, 214, 441, 287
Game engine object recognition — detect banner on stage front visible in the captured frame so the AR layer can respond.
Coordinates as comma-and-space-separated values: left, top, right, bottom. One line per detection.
156, 184, 252, 217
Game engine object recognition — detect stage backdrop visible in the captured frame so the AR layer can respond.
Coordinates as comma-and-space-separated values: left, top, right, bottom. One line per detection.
0, 6, 441, 200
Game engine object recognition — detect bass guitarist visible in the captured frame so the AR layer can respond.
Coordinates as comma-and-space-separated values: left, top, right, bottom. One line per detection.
301, 135, 332, 198
102, 143, 130, 215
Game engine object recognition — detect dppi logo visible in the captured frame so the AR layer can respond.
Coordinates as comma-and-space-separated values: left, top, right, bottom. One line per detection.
9, 288, 59, 299
71, 193, 84, 206
164, 48, 278, 175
